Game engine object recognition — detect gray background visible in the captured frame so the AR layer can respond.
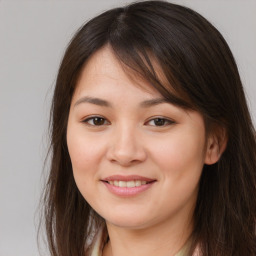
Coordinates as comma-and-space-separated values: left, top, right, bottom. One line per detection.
0, 1, 255, 255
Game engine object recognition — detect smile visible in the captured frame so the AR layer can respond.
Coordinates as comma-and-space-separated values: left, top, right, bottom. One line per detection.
107, 180, 148, 187
101, 175, 156, 196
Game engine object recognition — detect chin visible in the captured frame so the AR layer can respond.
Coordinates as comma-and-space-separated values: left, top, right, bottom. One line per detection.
103, 212, 154, 230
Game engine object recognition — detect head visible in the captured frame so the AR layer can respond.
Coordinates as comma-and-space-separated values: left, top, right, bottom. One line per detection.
44, 1, 256, 255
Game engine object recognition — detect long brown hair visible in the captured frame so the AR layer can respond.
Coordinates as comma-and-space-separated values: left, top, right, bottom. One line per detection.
41, 1, 256, 255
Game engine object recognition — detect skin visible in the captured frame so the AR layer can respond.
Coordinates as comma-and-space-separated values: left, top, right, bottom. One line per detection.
66, 46, 221, 256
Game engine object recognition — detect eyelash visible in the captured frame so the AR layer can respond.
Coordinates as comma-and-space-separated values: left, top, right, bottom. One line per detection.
82, 116, 110, 126
82, 116, 175, 127
145, 118, 175, 126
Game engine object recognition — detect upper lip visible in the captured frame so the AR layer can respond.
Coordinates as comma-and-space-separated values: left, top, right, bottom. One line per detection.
102, 175, 156, 182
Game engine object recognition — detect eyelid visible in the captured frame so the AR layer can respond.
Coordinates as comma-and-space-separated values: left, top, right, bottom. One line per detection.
145, 116, 175, 126
80, 115, 175, 127
81, 115, 110, 126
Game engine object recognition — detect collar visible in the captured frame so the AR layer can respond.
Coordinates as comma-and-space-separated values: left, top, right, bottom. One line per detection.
90, 229, 192, 256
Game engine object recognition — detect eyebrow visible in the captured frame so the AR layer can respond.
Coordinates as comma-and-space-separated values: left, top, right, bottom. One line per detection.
140, 98, 170, 107
74, 96, 170, 108
74, 96, 112, 107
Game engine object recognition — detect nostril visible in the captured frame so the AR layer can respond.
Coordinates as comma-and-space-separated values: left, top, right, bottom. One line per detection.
107, 146, 147, 166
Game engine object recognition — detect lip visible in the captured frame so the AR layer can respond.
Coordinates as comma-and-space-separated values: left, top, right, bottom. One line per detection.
102, 175, 155, 182
101, 175, 156, 197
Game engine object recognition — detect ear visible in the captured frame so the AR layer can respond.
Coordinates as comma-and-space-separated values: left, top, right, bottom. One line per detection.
204, 126, 228, 165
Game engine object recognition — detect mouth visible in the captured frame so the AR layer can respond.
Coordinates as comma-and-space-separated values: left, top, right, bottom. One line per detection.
101, 175, 156, 196
103, 180, 154, 188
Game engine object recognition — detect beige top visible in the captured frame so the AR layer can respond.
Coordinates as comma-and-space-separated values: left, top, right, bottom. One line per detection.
90, 229, 191, 256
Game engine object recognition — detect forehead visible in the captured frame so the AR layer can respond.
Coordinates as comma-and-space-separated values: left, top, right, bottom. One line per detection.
73, 46, 163, 100
72, 44, 195, 113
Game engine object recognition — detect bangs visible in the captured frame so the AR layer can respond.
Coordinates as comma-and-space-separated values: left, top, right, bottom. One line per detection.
110, 42, 194, 110
107, 11, 195, 111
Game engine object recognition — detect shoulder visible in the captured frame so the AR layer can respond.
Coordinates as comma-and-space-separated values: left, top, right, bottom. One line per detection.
193, 246, 201, 256
89, 228, 106, 256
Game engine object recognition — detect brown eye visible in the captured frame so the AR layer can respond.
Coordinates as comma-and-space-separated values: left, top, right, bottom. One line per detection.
146, 117, 174, 127
93, 117, 105, 125
153, 118, 166, 126
83, 116, 109, 126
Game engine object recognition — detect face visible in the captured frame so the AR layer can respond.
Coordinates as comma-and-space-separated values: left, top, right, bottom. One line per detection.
67, 46, 210, 231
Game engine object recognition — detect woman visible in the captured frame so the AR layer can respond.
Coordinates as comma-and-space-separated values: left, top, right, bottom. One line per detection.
42, 1, 256, 255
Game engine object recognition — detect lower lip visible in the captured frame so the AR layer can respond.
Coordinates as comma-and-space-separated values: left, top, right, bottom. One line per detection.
102, 181, 155, 197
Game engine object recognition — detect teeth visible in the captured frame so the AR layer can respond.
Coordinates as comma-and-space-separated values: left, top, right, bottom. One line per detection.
135, 180, 142, 186
119, 181, 126, 188
108, 180, 149, 187
127, 181, 135, 187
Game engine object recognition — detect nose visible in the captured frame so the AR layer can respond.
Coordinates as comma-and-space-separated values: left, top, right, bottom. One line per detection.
106, 124, 147, 167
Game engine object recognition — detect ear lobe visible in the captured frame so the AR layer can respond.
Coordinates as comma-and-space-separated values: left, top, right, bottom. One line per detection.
204, 128, 227, 165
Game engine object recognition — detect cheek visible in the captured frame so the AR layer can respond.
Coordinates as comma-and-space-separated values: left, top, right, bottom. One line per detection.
66, 124, 108, 200
66, 125, 105, 204
148, 129, 206, 216
68, 139, 100, 169
150, 126, 206, 179
67, 125, 104, 171
161, 139, 202, 164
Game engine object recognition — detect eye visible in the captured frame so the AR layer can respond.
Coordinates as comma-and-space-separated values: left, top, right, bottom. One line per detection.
146, 117, 174, 127
82, 116, 110, 126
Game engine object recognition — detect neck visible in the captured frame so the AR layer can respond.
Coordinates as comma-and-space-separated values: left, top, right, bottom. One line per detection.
103, 216, 193, 256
